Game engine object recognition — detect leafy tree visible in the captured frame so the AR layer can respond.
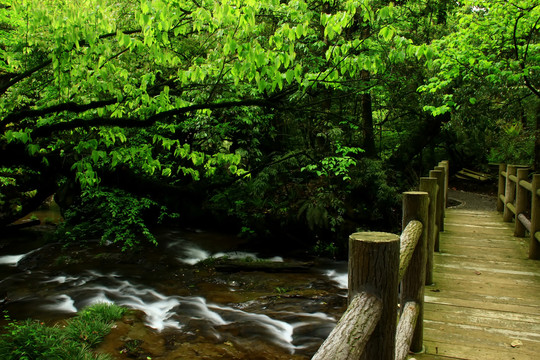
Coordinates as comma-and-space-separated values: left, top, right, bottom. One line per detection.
2, 0, 499, 249
420, 0, 539, 168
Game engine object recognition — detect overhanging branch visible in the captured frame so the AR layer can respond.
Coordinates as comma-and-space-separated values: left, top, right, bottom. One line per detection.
33, 98, 275, 137
1, 98, 118, 126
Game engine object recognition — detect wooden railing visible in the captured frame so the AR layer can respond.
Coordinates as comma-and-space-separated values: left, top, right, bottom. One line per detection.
497, 164, 540, 260
312, 161, 448, 360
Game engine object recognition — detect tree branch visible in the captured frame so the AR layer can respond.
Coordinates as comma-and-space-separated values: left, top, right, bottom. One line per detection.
0, 59, 52, 96
32, 98, 276, 137
1, 98, 118, 126
512, 11, 539, 98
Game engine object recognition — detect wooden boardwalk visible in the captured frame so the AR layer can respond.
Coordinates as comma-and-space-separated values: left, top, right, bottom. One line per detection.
409, 208, 540, 360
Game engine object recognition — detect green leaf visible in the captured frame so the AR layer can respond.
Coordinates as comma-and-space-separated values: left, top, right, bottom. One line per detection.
295, 24, 303, 38
379, 27, 394, 41
285, 69, 294, 84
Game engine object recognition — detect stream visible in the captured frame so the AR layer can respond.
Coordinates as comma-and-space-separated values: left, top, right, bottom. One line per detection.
0, 226, 348, 359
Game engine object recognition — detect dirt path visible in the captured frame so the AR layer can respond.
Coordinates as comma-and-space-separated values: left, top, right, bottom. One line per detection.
448, 188, 497, 211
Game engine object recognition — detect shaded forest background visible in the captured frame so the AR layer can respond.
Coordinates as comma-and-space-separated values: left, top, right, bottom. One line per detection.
0, 0, 538, 254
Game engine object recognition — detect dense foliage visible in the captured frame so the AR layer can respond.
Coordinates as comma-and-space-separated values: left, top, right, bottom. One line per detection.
0, 0, 538, 250
0, 303, 126, 360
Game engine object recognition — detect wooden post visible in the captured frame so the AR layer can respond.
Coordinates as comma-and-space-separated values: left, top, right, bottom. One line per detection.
349, 232, 400, 360
530, 174, 540, 260
434, 165, 446, 231
429, 169, 443, 252
419, 177, 438, 285
515, 168, 529, 237
497, 163, 506, 212
401, 191, 429, 353
439, 160, 449, 207
503, 165, 518, 222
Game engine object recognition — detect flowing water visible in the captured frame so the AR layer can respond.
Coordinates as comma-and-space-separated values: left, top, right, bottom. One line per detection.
0, 226, 348, 359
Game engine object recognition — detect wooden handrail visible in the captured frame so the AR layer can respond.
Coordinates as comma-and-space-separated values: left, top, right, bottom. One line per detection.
395, 301, 419, 360
312, 292, 382, 360
399, 220, 423, 283
518, 213, 532, 232
498, 164, 540, 259
312, 161, 449, 360
519, 179, 532, 192
420, 177, 438, 285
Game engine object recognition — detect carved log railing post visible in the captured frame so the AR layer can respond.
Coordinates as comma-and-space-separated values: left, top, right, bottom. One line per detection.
420, 177, 438, 285
515, 168, 529, 237
400, 191, 429, 353
497, 163, 506, 212
429, 169, 443, 252
503, 165, 518, 222
530, 174, 540, 260
348, 232, 400, 360
439, 160, 449, 207
434, 165, 446, 231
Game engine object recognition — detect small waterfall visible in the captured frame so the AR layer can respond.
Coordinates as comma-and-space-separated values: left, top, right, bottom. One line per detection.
0, 254, 26, 266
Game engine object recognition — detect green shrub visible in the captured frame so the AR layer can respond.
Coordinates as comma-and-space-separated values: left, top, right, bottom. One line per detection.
66, 303, 126, 347
0, 319, 80, 360
0, 303, 125, 359
57, 187, 178, 250
78, 303, 126, 323
65, 318, 113, 348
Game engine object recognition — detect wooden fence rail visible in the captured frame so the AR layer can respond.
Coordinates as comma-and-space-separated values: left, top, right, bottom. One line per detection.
497, 163, 540, 260
312, 161, 448, 360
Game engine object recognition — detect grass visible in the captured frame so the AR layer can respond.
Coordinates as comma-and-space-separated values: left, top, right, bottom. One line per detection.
0, 303, 126, 359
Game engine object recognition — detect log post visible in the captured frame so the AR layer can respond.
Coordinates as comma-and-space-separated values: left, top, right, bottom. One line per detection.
503, 165, 518, 222
530, 174, 540, 260
515, 168, 529, 237
434, 166, 446, 231
438, 160, 449, 207
401, 191, 429, 353
420, 177, 438, 285
348, 232, 400, 360
429, 169, 443, 252
497, 163, 506, 212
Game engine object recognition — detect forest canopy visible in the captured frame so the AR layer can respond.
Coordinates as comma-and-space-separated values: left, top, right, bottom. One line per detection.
0, 0, 538, 251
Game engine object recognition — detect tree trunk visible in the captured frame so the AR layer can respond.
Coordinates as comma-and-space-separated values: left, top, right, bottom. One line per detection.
361, 76, 376, 157
389, 112, 450, 171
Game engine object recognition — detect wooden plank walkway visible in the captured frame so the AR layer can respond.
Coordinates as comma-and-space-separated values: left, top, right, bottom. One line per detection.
408, 208, 540, 360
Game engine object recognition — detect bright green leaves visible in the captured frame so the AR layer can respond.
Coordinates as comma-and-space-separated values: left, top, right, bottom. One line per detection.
91, 150, 107, 164
99, 128, 128, 148
3, 129, 32, 144
421, 0, 540, 116
378, 26, 395, 42
72, 160, 100, 188
301, 143, 364, 181
150, 134, 247, 181
59, 187, 166, 249
275, 21, 310, 46
320, 4, 357, 41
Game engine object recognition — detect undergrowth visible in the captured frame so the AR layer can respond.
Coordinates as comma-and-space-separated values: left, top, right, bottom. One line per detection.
0, 303, 126, 360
